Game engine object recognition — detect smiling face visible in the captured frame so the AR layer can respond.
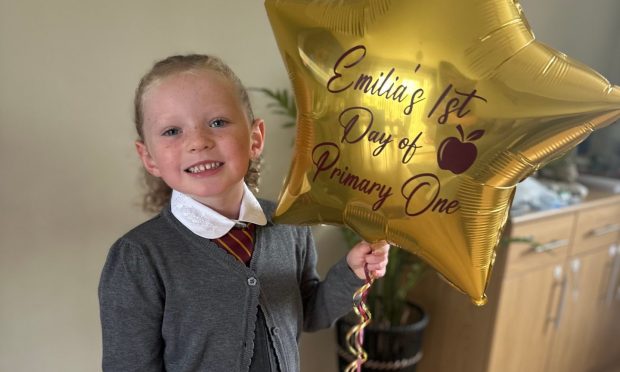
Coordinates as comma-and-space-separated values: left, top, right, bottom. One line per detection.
135, 69, 264, 216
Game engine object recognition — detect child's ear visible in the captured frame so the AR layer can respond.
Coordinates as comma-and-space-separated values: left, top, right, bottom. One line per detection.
135, 141, 161, 177
250, 119, 266, 159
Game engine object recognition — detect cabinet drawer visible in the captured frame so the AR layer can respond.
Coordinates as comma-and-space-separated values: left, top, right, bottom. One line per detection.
572, 203, 620, 255
505, 213, 575, 276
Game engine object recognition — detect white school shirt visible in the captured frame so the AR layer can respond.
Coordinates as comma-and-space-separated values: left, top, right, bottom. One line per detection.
170, 184, 268, 239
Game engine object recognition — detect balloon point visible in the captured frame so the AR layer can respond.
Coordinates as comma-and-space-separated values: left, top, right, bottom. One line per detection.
472, 294, 488, 306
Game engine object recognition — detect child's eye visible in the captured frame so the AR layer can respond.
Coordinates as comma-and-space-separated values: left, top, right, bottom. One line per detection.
162, 128, 181, 136
209, 119, 227, 128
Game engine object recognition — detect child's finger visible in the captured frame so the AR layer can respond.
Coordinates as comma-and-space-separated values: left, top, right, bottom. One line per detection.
367, 260, 388, 271
354, 242, 373, 256
369, 265, 387, 278
365, 253, 386, 264
372, 248, 390, 258
369, 240, 389, 253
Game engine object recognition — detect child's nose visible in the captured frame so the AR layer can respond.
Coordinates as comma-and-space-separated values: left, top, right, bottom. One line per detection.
187, 129, 214, 152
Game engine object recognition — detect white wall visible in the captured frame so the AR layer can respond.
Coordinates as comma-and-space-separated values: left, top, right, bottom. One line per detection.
520, 0, 620, 170
0, 1, 618, 372
521, 0, 620, 77
0, 1, 302, 371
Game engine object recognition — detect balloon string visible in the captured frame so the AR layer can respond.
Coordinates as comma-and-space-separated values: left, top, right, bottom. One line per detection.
344, 264, 375, 372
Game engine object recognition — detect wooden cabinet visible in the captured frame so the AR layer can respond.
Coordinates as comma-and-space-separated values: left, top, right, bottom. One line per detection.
585, 244, 620, 372
415, 193, 620, 372
487, 262, 563, 372
545, 248, 615, 372
600, 245, 620, 371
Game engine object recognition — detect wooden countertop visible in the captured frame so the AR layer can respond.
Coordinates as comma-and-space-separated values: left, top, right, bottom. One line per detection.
512, 190, 620, 224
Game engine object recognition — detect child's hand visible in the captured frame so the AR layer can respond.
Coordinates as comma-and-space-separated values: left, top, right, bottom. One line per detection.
346, 240, 390, 280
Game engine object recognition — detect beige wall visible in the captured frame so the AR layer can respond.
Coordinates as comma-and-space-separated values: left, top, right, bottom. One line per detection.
1, 1, 618, 371
521, 0, 620, 170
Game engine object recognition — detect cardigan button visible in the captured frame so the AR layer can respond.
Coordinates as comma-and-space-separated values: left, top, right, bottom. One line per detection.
247, 277, 257, 286
271, 327, 280, 336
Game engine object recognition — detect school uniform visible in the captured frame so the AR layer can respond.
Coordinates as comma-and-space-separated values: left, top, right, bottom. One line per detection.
99, 186, 364, 371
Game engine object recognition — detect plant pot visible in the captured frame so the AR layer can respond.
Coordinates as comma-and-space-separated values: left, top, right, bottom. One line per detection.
335, 302, 428, 372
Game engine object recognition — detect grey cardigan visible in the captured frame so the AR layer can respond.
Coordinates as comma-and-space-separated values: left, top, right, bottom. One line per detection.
98, 200, 364, 371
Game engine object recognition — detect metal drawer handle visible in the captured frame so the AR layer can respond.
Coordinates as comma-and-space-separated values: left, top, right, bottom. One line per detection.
591, 224, 620, 237
550, 265, 568, 329
607, 244, 620, 306
533, 239, 570, 253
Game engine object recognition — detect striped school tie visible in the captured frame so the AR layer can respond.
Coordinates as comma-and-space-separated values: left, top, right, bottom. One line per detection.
214, 223, 255, 265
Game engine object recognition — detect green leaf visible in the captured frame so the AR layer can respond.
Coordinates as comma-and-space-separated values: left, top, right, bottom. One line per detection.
250, 87, 298, 129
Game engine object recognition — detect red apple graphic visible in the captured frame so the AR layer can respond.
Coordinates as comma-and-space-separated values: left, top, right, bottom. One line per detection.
437, 125, 484, 174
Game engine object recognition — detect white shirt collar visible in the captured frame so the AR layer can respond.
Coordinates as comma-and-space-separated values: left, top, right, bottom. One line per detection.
170, 183, 267, 239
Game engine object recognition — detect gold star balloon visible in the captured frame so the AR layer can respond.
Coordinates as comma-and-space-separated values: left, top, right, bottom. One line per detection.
265, 0, 620, 304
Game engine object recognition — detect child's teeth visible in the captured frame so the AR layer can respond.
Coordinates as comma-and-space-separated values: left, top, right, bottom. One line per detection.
189, 162, 220, 173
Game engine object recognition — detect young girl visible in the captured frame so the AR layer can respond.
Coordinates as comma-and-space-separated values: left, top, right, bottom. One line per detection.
98, 54, 389, 372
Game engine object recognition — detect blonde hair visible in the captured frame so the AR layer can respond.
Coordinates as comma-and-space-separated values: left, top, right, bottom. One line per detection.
134, 54, 261, 213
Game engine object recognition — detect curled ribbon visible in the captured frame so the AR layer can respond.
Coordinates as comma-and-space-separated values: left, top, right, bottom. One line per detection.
344, 264, 375, 372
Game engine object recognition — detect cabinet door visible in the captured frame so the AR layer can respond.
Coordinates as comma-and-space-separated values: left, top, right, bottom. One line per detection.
506, 214, 573, 276
572, 203, 620, 255
545, 247, 614, 372
487, 264, 566, 372
587, 244, 620, 372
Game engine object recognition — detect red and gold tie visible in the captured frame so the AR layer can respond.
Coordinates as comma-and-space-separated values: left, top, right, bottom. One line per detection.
214, 223, 255, 265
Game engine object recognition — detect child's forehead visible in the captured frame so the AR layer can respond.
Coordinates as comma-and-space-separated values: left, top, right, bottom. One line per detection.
151, 69, 233, 93
141, 69, 249, 123
143, 70, 241, 109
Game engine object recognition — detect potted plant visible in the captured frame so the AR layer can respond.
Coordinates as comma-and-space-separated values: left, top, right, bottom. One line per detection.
253, 87, 431, 371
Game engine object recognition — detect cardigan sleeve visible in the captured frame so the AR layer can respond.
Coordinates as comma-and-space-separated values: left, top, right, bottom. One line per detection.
298, 227, 365, 332
98, 238, 165, 372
